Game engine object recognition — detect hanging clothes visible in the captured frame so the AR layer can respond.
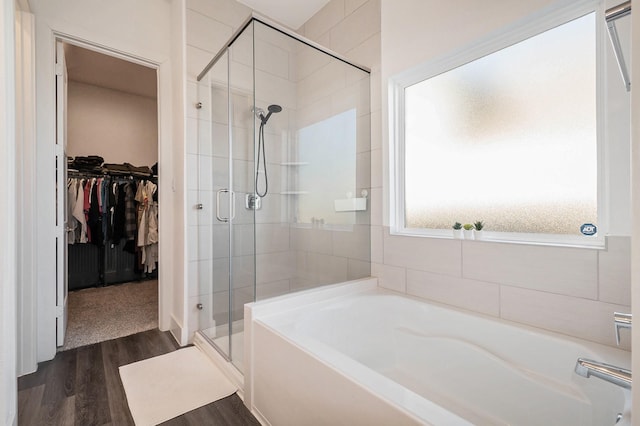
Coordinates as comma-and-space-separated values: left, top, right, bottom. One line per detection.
67, 179, 78, 244
66, 168, 159, 284
136, 180, 158, 274
68, 178, 88, 243
88, 178, 103, 246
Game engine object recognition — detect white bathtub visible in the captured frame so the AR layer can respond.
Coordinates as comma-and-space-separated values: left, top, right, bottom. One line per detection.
244, 278, 630, 425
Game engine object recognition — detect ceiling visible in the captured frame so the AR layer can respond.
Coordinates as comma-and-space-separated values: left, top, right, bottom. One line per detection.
63, 43, 157, 99
236, 0, 330, 29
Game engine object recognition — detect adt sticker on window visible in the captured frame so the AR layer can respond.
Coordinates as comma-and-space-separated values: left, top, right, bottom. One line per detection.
580, 223, 597, 236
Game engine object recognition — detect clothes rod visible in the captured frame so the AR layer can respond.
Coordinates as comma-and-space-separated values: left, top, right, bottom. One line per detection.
606, 1, 631, 22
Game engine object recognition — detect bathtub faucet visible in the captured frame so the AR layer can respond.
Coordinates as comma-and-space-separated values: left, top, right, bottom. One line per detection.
574, 358, 631, 389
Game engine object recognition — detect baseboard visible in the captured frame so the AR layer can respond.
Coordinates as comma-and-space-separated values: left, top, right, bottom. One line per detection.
251, 406, 271, 426
169, 314, 186, 346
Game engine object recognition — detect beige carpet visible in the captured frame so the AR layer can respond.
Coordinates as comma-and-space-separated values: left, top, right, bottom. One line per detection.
119, 346, 237, 426
60, 280, 158, 351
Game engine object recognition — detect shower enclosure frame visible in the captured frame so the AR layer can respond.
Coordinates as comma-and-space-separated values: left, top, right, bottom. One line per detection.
197, 14, 370, 82
195, 12, 371, 372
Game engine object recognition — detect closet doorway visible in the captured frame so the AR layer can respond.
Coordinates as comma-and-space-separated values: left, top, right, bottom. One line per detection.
56, 40, 161, 351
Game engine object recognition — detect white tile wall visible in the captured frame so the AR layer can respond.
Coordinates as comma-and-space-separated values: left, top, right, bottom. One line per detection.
329, 0, 380, 54
370, 110, 381, 150
370, 226, 383, 263
186, 45, 217, 82
255, 223, 290, 254
370, 148, 382, 188
290, 227, 333, 255
302, 0, 345, 41
296, 62, 347, 109
345, 0, 368, 16
256, 280, 291, 300
348, 259, 371, 280
598, 236, 631, 305
255, 40, 291, 79
371, 263, 406, 293
186, 9, 233, 54
345, 33, 381, 69
406, 269, 500, 317
501, 286, 630, 349
355, 151, 371, 189
383, 230, 462, 276
256, 251, 296, 284
294, 43, 333, 82
186, 0, 250, 29
463, 241, 598, 299
332, 225, 370, 262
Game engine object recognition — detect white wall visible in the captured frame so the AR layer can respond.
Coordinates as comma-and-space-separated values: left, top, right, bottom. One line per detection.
1, 0, 17, 423
67, 81, 158, 167
27, 0, 179, 364
14, 9, 36, 378
170, 0, 187, 345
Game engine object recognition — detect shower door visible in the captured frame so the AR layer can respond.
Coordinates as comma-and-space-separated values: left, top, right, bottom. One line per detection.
196, 24, 256, 373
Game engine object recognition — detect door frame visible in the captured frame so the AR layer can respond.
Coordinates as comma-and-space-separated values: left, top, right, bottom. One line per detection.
54, 33, 163, 347
32, 29, 177, 367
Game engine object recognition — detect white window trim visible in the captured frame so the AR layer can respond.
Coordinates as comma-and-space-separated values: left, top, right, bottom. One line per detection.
389, 0, 607, 249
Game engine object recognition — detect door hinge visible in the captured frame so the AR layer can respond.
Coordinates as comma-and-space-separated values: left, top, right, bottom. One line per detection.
55, 63, 64, 76
55, 304, 63, 318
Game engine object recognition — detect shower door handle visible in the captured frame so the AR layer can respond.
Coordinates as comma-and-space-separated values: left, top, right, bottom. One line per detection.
216, 189, 236, 222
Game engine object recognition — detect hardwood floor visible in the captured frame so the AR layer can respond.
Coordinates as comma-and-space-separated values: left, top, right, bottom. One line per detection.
18, 329, 261, 426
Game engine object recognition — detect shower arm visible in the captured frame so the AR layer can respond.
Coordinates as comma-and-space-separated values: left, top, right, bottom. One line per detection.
605, 1, 631, 92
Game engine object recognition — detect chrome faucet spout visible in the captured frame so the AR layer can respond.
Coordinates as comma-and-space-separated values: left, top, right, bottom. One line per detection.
574, 358, 631, 389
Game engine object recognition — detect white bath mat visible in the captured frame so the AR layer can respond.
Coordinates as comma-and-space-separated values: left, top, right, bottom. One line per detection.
119, 346, 237, 425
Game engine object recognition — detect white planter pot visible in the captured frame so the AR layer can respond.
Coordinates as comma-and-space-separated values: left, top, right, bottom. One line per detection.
452, 229, 463, 239
474, 230, 484, 240
463, 229, 474, 240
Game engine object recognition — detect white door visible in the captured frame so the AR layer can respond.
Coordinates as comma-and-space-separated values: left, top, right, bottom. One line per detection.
55, 40, 68, 346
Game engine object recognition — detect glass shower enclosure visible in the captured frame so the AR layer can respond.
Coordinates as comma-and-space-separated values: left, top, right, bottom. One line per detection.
195, 14, 371, 373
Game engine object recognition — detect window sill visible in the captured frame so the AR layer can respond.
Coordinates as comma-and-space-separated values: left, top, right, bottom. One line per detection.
391, 228, 607, 250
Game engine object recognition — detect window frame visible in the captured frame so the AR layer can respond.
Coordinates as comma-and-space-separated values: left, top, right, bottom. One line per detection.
389, 0, 607, 248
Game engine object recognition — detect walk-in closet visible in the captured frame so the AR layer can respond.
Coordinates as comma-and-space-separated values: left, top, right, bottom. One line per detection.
60, 42, 160, 350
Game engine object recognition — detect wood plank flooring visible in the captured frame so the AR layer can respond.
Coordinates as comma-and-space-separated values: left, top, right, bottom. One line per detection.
18, 329, 261, 426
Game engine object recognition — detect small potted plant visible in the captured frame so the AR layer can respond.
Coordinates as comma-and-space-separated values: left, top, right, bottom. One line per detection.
463, 223, 474, 240
474, 221, 485, 240
452, 222, 463, 239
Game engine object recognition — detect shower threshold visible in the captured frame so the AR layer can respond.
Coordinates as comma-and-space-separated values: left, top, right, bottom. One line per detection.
194, 328, 245, 397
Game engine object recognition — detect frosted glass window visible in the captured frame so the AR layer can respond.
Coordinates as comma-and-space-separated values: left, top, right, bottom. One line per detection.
404, 13, 597, 235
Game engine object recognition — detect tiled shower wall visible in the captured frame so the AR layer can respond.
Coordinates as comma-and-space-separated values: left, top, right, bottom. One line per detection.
303, 0, 631, 350
184, 0, 373, 339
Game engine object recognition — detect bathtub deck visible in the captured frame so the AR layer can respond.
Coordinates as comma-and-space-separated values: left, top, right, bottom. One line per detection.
17, 329, 261, 426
